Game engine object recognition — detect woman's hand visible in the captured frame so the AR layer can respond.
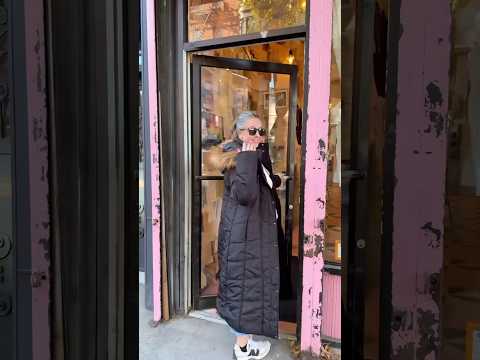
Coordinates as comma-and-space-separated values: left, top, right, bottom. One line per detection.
241, 141, 257, 152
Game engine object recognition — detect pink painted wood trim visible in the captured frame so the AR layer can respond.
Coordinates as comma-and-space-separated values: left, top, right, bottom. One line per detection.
25, 1, 51, 358
391, 0, 450, 357
321, 273, 341, 340
300, 0, 333, 355
146, 0, 162, 322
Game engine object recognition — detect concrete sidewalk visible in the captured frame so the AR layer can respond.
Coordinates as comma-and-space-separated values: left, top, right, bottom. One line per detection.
139, 286, 295, 360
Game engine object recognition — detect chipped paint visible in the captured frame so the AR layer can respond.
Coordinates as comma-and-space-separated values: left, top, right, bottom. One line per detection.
25, 1, 50, 358
303, 234, 324, 258
317, 139, 327, 161
392, 341, 415, 360
390, 0, 450, 358
144, 0, 162, 322
424, 81, 445, 137
391, 309, 414, 332
300, 0, 333, 356
416, 308, 440, 359
421, 222, 441, 249
425, 82, 443, 108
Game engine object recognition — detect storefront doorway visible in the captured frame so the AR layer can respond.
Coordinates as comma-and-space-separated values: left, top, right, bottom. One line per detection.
189, 48, 303, 336
142, 0, 340, 353
190, 54, 299, 318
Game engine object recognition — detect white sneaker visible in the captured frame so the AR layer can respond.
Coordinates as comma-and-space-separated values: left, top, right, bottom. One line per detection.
233, 337, 271, 360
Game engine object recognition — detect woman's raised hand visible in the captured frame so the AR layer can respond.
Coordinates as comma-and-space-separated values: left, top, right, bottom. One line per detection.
241, 141, 257, 152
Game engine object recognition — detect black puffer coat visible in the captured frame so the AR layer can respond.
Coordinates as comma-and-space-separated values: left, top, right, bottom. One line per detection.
216, 149, 280, 338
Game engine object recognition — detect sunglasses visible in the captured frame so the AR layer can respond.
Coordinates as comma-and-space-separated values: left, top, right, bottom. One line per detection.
240, 127, 266, 136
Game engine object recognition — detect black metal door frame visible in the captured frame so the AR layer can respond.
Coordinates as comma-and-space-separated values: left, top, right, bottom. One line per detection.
342, 0, 376, 358
190, 55, 298, 311
379, 0, 402, 357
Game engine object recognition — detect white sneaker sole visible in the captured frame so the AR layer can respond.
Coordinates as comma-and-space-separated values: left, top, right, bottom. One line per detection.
233, 342, 271, 360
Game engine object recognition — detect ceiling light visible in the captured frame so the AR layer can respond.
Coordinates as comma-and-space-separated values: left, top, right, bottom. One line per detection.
287, 49, 295, 64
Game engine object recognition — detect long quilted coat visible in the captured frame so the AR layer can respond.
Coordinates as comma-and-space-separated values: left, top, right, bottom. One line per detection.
214, 147, 280, 338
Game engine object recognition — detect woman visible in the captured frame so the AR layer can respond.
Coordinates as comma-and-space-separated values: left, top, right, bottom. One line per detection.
210, 111, 282, 360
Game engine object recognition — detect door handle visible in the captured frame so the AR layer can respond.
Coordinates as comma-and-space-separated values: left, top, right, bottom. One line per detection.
342, 169, 366, 181
195, 175, 224, 180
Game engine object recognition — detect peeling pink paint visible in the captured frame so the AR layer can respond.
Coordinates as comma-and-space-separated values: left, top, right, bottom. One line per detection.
301, 0, 333, 355
145, 0, 162, 322
391, 0, 450, 358
25, 0, 50, 358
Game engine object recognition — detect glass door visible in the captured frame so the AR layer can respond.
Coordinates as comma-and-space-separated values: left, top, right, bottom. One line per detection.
191, 55, 298, 320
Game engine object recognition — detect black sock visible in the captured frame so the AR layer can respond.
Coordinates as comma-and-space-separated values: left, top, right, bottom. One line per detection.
240, 344, 247, 352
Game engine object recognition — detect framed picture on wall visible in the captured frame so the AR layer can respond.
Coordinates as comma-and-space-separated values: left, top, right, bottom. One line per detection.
263, 89, 288, 110
233, 87, 249, 119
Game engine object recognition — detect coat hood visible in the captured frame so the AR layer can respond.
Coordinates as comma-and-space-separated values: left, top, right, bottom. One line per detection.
205, 141, 241, 172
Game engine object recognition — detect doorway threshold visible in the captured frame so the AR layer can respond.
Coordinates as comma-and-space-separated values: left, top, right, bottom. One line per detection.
189, 309, 227, 326
188, 310, 297, 340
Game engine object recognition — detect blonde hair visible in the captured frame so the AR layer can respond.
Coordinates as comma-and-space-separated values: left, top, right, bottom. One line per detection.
232, 111, 261, 140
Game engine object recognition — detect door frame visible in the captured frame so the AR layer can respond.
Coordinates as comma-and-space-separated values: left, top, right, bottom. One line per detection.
190, 55, 299, 311
155, 0, 308, 317
153, 0, 341, 351
342, 0, 376, 356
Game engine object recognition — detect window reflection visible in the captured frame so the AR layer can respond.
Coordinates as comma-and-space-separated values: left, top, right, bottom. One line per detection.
200, 180, 224, 297
199, 64, 294, 297
200, 67, 290, 178
325, 46, 341, 264
188, 0, 306, 42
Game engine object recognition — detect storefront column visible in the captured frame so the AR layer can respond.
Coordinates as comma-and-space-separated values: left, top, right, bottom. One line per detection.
382, 0, 451, 358
25, 1, 51, 358
2, 0, 51, 357
300, 0, 333, 356
141, 0, 162, 323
